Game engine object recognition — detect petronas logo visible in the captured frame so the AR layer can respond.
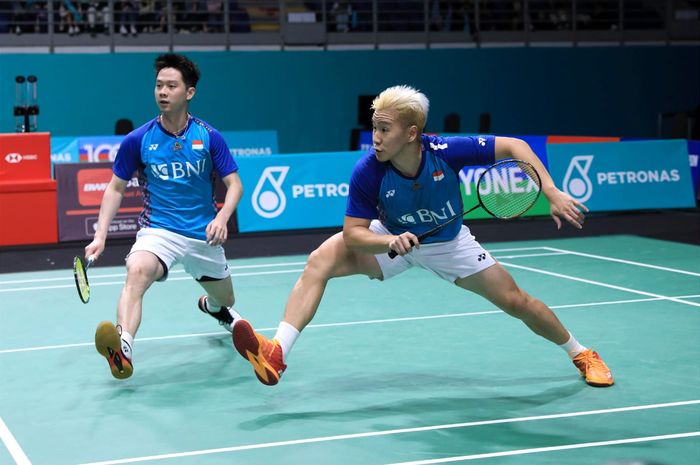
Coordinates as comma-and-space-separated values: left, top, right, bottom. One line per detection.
562, 155, 594, 203
252, 166, 289, 218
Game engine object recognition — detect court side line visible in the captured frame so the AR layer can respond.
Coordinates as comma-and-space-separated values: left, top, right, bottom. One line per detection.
0, 252, 562, 292
0, 262, 309, 285
0, 251, 560, 293
493, 252, 565, 259
73, 400, 700, 465
0, 247, 547, 286
0, 417, 32, 465
2, 294, 699, 355
543, 246, 700, 277
0, 269, 304, 294
384, 431, 700, 465
502, 261, 700, 308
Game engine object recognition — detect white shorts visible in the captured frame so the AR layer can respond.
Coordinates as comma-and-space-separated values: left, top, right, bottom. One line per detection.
128, 227, 230, 282
370, 220, 496, 283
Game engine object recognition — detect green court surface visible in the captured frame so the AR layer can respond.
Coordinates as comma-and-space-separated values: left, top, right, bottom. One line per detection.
1, 235, 699, 465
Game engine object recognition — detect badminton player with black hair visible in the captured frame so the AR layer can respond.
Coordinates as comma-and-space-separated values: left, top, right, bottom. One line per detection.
232, 85, 613, 388
84, 53, 244, 379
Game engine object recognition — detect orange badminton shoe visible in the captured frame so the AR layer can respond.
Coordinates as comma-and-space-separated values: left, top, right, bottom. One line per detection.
572, 349, 614, 387
232, 320, 286, 386
95, 321, 133, 380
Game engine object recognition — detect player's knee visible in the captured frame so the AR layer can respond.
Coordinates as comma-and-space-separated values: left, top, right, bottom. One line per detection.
126, 261, 158, 282
499, 289, 531, 318
304, 247, 334, 279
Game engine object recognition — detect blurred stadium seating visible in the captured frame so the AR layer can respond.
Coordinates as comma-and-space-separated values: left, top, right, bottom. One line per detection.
0, 0, 698, 50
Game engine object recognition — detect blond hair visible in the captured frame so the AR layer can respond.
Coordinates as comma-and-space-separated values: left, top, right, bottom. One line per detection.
371, 85, 429, 132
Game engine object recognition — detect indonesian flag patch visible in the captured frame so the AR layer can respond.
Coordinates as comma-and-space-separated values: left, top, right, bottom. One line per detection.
432, 170, 444, 181
192, 140, 204, 150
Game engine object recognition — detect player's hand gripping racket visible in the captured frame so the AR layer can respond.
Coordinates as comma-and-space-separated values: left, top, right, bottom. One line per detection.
73, 255, 95, 303
388, 159, 542, 258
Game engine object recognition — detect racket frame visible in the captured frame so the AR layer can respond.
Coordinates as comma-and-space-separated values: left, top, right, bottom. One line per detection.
388, 158, 542, 258
73, 255, 92, 304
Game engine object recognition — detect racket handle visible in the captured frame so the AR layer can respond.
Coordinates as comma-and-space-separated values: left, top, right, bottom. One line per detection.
87, 255, 95, 267
387, 240, 416, 260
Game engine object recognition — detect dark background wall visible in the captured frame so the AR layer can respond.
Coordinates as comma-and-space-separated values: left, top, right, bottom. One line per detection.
2, 46, 698, 153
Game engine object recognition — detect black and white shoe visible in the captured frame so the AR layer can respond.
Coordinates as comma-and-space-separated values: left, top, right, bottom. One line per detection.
198, 295, 238, 332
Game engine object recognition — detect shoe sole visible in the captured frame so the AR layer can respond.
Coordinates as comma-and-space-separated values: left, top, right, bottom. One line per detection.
95, 321, 133, 380
583, 376, 614, 387
232, 320, 280, 386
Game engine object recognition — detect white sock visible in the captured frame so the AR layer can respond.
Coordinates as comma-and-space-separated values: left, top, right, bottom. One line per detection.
274, 321, 300, 359
206, 297, 242, 324
121, 330, 134, 361
559, 332, 587, 358
205, 296, 220, 313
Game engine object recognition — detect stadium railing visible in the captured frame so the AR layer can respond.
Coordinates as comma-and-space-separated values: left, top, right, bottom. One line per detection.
0, 0, 698, 52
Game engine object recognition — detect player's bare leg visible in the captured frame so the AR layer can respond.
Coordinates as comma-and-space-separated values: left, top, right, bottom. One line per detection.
197, 277, 240, 332
456, 262, 569, 343
456, 262, 613, 386
95, 251, 162, 379
232, 232, 382, 385
283, 232, 382, 330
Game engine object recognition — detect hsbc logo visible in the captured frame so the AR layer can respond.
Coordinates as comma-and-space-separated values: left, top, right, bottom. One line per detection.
5, 153, 21, 163
4, 152, 38, 164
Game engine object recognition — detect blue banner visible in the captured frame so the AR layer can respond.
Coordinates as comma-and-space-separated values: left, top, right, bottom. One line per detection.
50, 136, 79, 164
220, 130, 279, 156
235, 151, 363, 233
50, 130, 279, 167
357, 130, 372, 152
688, 140, 699, 196
547, 139, 695, 211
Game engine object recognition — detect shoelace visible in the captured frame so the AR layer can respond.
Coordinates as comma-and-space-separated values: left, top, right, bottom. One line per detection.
578, 352, 606, 372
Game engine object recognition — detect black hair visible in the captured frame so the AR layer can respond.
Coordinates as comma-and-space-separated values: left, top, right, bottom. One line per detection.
154, 53, 200, 89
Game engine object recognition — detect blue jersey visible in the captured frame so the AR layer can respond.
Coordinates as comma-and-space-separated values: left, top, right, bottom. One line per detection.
112, 116, 238, 240
346, 134, 495, 243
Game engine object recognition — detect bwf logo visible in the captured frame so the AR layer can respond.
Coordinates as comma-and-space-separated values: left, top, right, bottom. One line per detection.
252, 166, 289, 218
562, 155, 594, 203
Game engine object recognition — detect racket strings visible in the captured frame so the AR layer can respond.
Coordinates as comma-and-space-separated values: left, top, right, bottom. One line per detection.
73, 257, 91, 303
477, 160, 541, 219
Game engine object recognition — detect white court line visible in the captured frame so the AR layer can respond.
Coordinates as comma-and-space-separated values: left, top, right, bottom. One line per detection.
73, 400, 700, 465
543, 246, 700, 277
2, 293, 699, 355
492, 252, 566, 259
0, 269, 304, 294
384, 431, 700, 465
502, 261, 700, 308
0, 247, 549, 287
0, 250, 555, 293
0, 417, 32, 465
0, 262, 308, 285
